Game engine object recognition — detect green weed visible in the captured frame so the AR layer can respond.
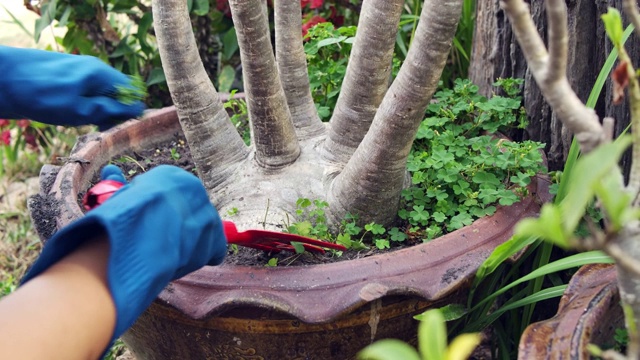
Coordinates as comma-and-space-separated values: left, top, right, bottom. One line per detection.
304, 23, 356, 120
223, 91, 251, 145
398, 78, 544, 239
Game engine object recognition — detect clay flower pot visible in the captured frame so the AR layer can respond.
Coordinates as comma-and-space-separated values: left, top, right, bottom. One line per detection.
518, 263, 624, 359
30, 106, 547, 359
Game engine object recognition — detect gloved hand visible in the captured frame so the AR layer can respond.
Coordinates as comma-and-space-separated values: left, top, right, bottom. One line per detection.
21, 164, 227, 343
0, 46, 145, 129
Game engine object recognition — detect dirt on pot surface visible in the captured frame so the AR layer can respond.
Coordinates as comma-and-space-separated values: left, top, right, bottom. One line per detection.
76, 133, 425, 267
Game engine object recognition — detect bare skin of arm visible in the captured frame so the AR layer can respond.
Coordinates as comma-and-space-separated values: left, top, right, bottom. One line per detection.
0, 234, 116, 360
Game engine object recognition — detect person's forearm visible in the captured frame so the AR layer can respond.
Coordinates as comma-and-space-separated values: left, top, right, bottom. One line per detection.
0, 234, 115, 360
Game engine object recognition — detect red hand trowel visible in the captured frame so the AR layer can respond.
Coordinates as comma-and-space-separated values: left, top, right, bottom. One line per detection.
83, 180, 347, 254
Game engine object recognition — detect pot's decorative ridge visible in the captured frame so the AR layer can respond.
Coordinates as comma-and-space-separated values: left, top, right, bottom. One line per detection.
518, 264, 623, 359
32, 106, 545, 325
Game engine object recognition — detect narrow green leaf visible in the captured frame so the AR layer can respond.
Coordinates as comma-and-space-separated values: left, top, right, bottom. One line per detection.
474, 235, 538, 283
1, 4, 33, 37
358, 339, 421, 360
467, 285, 566, 331
559, 24, 634, 204
419, 310, 447, 360
57, 5, 72, 28
586, 24, 634, 109
468, 252, 612, 317
439, 304, 468, 321
317, 36, 348, 48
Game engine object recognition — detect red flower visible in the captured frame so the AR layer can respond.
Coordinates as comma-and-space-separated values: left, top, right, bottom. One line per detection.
23, 129, 38, 149
216, 0, 231, 17
0, 119, 9, 128
1, 130, 10, 146
301, 0, 323, 9
16, 119, 30, 129
328, 6, 344, 27
302, 15, 327, 38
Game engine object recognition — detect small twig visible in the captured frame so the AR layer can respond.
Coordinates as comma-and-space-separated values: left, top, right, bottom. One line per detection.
262, 198, 270, 230
603, 117, 616, 143
623, 0, 640, 39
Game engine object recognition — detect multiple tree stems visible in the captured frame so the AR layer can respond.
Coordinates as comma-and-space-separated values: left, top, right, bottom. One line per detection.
152, 0, 248, 190
153, 0, 462, 228
501, 0, 640, 358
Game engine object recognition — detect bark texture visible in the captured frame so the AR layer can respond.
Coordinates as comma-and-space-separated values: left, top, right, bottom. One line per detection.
274, 0, 326, 139
152, 0, 249, 190
230, 0, 301, 168
322, 0, 404, 167
470, 0, 640, 172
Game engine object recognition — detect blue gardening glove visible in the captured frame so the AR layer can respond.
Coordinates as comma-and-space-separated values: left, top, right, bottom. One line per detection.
21, 165, 227, 344
0, 46, 144, 129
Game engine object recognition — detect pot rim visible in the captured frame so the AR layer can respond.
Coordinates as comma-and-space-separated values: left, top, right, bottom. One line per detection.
34, 105, 546, 323
518, 263, 621, 358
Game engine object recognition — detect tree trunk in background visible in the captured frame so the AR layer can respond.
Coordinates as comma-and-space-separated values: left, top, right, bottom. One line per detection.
470, 0, 640, 173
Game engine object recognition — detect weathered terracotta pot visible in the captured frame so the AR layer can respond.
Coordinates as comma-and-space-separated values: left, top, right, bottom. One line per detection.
30, 106, 547, 359
518, 263, 624, 359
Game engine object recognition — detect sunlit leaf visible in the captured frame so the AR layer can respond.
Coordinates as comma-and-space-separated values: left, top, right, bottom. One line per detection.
515, 204, 569, 248
419, 310, 447, 360
561, 136, 632, 234
358, 339, 421, 360
602, 7, 624, 49
445, 333, 481, 360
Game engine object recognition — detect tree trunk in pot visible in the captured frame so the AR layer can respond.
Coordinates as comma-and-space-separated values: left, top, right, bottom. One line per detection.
28, 107, 546, 359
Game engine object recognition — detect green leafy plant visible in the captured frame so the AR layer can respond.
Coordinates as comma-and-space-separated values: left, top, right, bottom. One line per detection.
304, 23, 356, 120
358, 309, 480, 360
398, 78, 544, 240
169, 147, 181, 161
223, 91, 251, 145
115, 75, 148, 105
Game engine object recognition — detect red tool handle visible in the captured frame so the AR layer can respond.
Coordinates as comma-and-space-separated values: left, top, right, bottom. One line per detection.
83, 180, 125, 210
85, 180, 347, 253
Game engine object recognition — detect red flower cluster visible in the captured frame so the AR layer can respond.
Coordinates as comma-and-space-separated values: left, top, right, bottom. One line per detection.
302, 15, 328, 37
1, 130, 9, 146
216, 0, 231, 17
0, 119, 36, 147
0, 119, 10, 146
300, 0, 345, 37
